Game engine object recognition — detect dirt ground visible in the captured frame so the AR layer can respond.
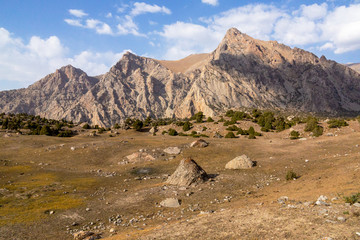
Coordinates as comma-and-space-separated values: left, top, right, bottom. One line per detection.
1, 119, 360, 240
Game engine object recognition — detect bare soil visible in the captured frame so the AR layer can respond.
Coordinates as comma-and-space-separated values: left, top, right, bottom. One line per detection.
1, 119, 360, 240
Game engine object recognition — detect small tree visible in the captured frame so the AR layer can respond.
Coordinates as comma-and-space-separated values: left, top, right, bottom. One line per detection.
290, 130, 300, 139
168, 128, 178, 136
132, 119, 143, 131
225, 131, 236, 138
182, 121, 192, 131
40, 125, 51, 136
195, 112, 204, 123
206, 117, 214, 122
83, 123, 91, 129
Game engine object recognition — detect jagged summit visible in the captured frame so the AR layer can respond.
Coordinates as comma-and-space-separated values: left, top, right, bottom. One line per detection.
1, 28, 360, 126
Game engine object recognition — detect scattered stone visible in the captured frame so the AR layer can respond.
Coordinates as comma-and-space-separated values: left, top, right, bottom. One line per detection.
299, 138, 307, 141
163, 147, 181, 155
126, 152, 155, 163
225, 155, 254, 169
315, 200, 330, 206
160, 198, 181, 208
305, 159, 309, 163
326, 133, 334, 136
317, 195, 328, 201
109, 228, 115, 233
277, 196, 289, 204
166, 158, 208, 186
73, 231, 101, 240
49, 210, 55, 215
86, 208, 91, 211
337, 216, 346, 222
190, 139, 209, 148
149, 127, 158, 135
213, 132, 223, 138
353, 203, 360, 208
71, 147, 76, 151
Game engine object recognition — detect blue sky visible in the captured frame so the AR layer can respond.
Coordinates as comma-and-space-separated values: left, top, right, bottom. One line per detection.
1, 0, 360, 90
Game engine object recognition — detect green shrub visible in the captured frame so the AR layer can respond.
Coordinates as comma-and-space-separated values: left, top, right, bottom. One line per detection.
178, 132, 188, 136
191, 112, 204, 123
225, 132, 236, 138
168, 128, 178, 136
328, 119, 348, 128
162, 130, 167, 135
312, 126, 323, 137
182, 121, 192, 131
82, 123, 91, 129
57, 130, 73, 137
248, 134, 256, 139
40, 125, 52, 136
226, 125, 239, 131
202, 126, 207, 131
132, 119, 143, 131
290, 130, 300, 139
286, 170, 298, 180
206, 117, 214, 122
344, 193, 360, 205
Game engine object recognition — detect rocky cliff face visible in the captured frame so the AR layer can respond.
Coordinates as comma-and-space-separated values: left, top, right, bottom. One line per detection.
1, 28, 360, 126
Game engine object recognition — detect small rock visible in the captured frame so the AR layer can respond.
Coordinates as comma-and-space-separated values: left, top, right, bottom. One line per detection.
315, 200, 330, 206
277, 196, 289, 204
190, 139, 209, 148
163, 147, 181, 155
160, 198, 181, 208
299, 138, 307, 141
337, 216, 346, 222
109, 228, 115, 233
49, 210, 55, 215
86, 208, 91, 211
70, 147, 76, 151
352, 202, 360, 208
317, 195, 328, 201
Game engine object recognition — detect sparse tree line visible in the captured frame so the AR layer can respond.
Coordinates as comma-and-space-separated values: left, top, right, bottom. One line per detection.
0, 110, 358, 138
0, 113, 75, 137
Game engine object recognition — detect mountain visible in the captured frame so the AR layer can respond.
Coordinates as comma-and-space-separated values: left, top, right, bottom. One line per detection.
1, 28, 360, 127
346, 63, 360, 74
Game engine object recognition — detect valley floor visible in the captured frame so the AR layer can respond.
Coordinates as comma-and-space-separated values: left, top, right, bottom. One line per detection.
1, 120, 360, 240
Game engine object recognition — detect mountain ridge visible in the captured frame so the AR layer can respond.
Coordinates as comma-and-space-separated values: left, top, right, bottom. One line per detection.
1, 28, 360, 127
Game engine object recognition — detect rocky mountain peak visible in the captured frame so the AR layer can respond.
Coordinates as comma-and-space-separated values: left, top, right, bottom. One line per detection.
1, 27, 360, 126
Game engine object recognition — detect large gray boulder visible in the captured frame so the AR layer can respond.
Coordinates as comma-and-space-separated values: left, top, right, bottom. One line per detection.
166, 158, 208, 186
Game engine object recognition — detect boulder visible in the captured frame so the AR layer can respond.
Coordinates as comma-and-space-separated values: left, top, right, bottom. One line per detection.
213, 132, 223, 138
190, 139, 209, 148
160, 198, 181, 208
225, 155, 254, 169
149, 127, 158, 134
166, 158, 208, 186
126, 152, 155, 163
73, 231, 101, 240
163, 147, 181, 155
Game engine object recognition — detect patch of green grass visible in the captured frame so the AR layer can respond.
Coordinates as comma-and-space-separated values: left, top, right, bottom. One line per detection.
344, 193, 360, 205
0, 172, 96, 226
285, 170, 299, 181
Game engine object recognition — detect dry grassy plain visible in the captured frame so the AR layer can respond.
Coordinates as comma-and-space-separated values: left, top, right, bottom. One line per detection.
1, 119, 360, 239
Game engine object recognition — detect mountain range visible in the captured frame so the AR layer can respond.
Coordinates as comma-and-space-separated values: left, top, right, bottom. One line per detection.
1, 28, 360, 127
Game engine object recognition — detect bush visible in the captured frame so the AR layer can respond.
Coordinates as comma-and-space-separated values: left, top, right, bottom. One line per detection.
312, 126, 323, 137
132, 119, 143, 131
168, 128, 178, 136
162, 130, 167, 135
290, 130, 300, 139
202, 126, 207, 131
182, 121, 192, 131
40, 125, 52, 136
305, 117, 323, 137
82, 123, 91, 129
226, 125, 239, 131
328, 119, 348, 128
206, 117, 214, 122
191, 112, 204, 123
344, 193, 360, 205
225, 132, 236, 138
57, 130, 73, 137
248, 134, 256, 139
286, 170, 298, 180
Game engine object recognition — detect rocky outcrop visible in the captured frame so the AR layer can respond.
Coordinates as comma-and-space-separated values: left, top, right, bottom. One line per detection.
1, 28, 360, 126
225, 155, 254, 169
166, 158, 208, 186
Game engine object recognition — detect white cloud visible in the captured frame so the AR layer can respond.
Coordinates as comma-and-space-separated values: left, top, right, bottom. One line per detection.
130, 2, 171, 16
158, 3, 360, 59
321, 4, 360, 53
69, 9, 88, 18
106, 13, 112, 18
0, 27, 128, 90
86, 19, 113, 35
117, 15, 146, 37
64, 19, 83, 27
201, 0, 219, 6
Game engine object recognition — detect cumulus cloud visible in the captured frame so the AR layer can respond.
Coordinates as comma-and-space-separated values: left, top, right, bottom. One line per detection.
64, 19, 83, 27
158, 3, 360, 59
69, 9, 88, 18
117, 15, 146, 37
86, 19, 113, 35
130, 2, 171, 16
201, 0, 219, 6
0, 27, 127, 90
